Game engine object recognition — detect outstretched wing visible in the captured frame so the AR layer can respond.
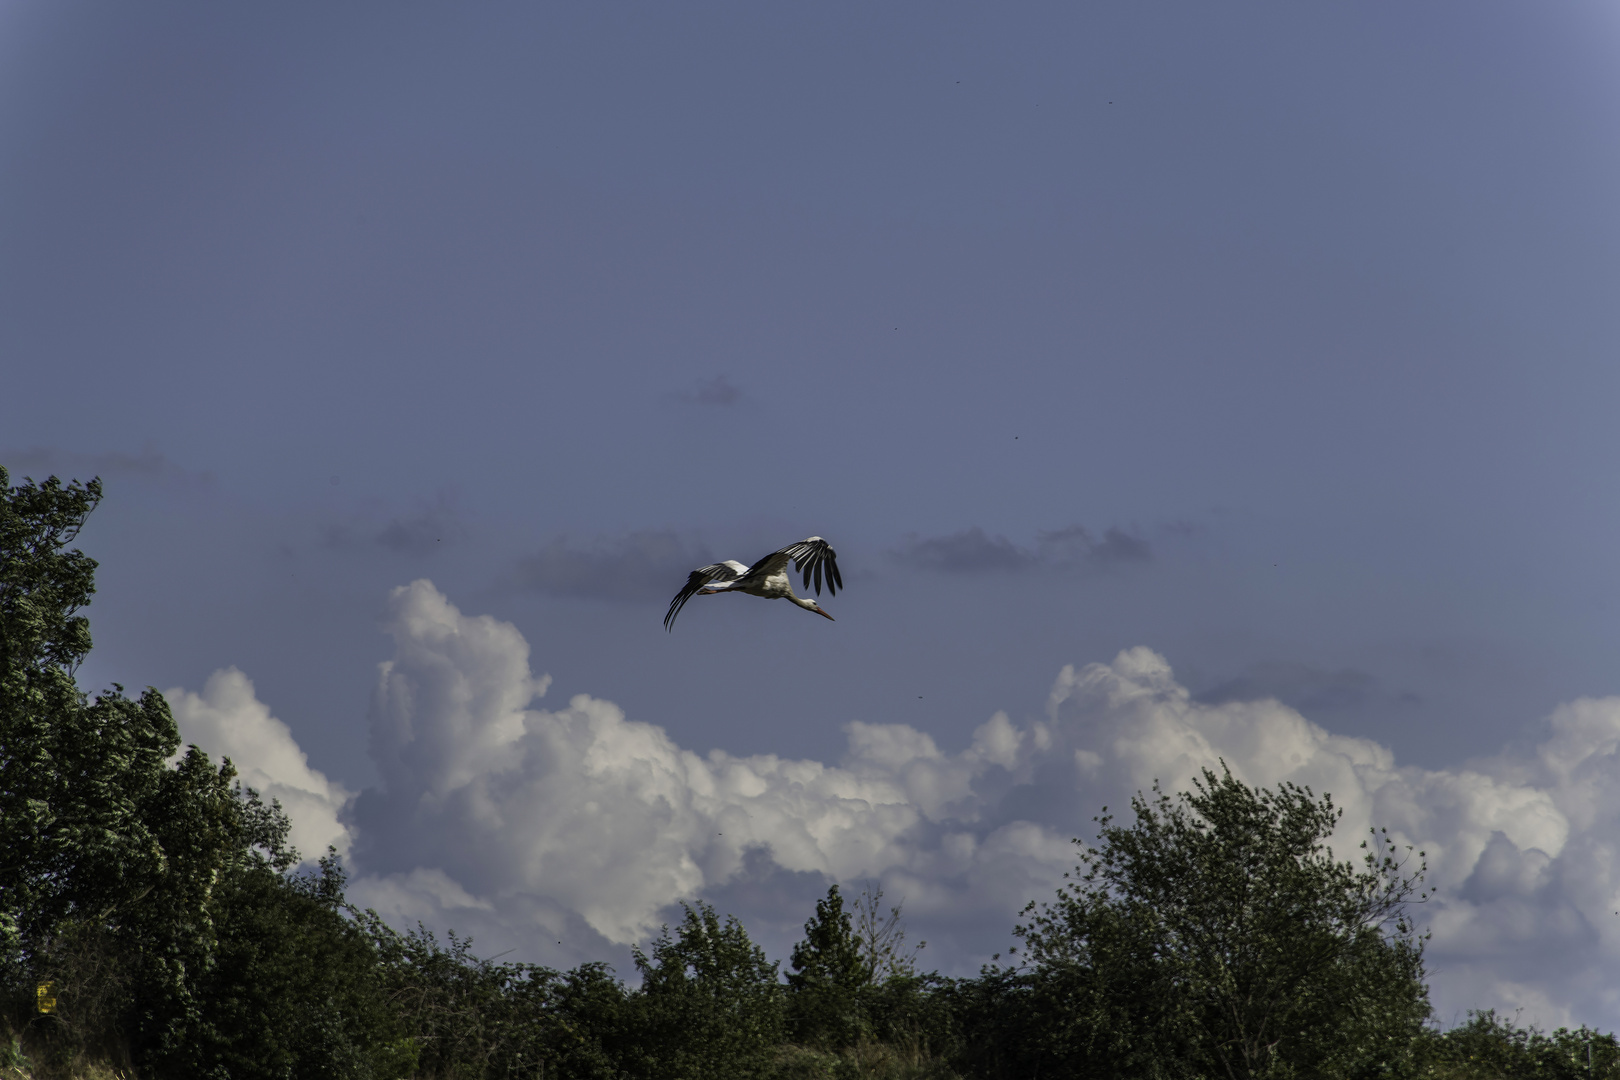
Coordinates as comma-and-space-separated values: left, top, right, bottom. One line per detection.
778, 536, 841, 596
664, 562, 743, 631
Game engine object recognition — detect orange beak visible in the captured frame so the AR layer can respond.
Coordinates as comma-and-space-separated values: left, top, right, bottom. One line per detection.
815, 606, 835, 621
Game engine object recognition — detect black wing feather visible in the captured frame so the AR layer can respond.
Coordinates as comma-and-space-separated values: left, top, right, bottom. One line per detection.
787, 537, 839, 597
664, 563, 741, 631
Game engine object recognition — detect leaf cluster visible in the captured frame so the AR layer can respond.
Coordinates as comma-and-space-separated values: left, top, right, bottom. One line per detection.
625, 901, 785, 1079
1413, 1012, 1620, 1079
977, 764, 1431, 1079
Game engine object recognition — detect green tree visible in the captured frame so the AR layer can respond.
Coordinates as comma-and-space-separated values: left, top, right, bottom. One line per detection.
0, 469, 215, 1071
852, 883, 925, 984
357, 912, 627, 1080
146, 848, 410, 1080
781, 885, 961, 1078
0, 470, 181, 952
624, 902, 783, 1080
0, 469, 404, 1078
1413, 1012, 1620, 1080
538, 961, 631, 1080
1007, 764, 1430, 1079
788, 884, 872, 1047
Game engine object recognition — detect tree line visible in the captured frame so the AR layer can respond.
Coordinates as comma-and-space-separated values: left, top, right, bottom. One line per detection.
2, 467, 1616, 1079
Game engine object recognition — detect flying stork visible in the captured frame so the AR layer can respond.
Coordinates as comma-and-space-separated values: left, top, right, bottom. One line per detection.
664, 536, 842, 631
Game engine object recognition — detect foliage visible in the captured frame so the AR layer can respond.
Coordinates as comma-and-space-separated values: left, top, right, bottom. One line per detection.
784, 885, 960, 1078
996, 764, 1431, 1079
789, 884, 872, 1047
852, 884, 926, 984
625, 901, 784, 1080
147, 850, 406, 1080
358, 912, 626, 1080
0, 468, 217, 1074
0, 469, 397, 1078
0, 470, 181, 953
1413, 1012, 1620, 1079
773, 1036, 961, 1080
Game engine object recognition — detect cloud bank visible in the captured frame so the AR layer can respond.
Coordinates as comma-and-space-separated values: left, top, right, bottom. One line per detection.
2, 444, 213, 488
173, 581, 1620, 1029
892, 525, 1150, 574
510, 530, 713, 602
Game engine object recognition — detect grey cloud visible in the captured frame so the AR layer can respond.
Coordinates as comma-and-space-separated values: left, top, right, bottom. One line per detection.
893, 524, 1151, 574
1, 444, 213, 487
322, 493, 463, 556
376, 500, 462, 555
1036, 525, 1152, 567
897, 527, 1031, 573
676, 375, 743, 406
511, 530, 711, 602
320, 525, 360, 550
1458, 831, 1555, 904
1158, 519, 1202, 539
1195, 661, 1423, 716
1088, 527, 1152, 564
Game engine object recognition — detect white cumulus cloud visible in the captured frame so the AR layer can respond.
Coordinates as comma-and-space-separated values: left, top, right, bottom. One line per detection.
166, 667, 354, 859
181, 581, 1620, 1030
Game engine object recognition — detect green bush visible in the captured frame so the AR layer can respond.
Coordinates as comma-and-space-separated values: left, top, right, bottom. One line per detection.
972, 766, 1431, 1079
623, 902, 784, 1080
1413, 1012, 1620, 1079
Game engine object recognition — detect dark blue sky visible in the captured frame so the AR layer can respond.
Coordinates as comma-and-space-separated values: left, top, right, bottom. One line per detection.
5, 1, 1620, 1026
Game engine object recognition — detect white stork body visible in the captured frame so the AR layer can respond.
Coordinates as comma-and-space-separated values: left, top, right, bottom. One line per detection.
665, 537, 842, 630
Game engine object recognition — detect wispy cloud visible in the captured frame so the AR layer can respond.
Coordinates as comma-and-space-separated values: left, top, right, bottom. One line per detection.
1, 444, 214, 487
1196, 661, 1423, 715
510, 530, 711, 602
322, 492, 464, 556
675, 374, 743, 406
891, 524, 1151, 574
376, 501, 462, 555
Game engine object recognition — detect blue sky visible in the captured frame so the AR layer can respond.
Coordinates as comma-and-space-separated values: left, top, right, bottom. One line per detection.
5, 1, 1620, 1028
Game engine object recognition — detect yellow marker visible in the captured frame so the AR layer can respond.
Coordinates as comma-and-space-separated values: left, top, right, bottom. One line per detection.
36, 981, 55, 1014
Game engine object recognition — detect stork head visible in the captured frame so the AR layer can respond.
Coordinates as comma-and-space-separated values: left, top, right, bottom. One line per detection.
795, 596, 835, 620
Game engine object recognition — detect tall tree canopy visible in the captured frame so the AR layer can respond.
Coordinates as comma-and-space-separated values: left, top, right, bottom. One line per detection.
1001, 765, 1431, 1079
627, 901, 784, 1080
0, 469, 190, 954
0, 470, 402, 1078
